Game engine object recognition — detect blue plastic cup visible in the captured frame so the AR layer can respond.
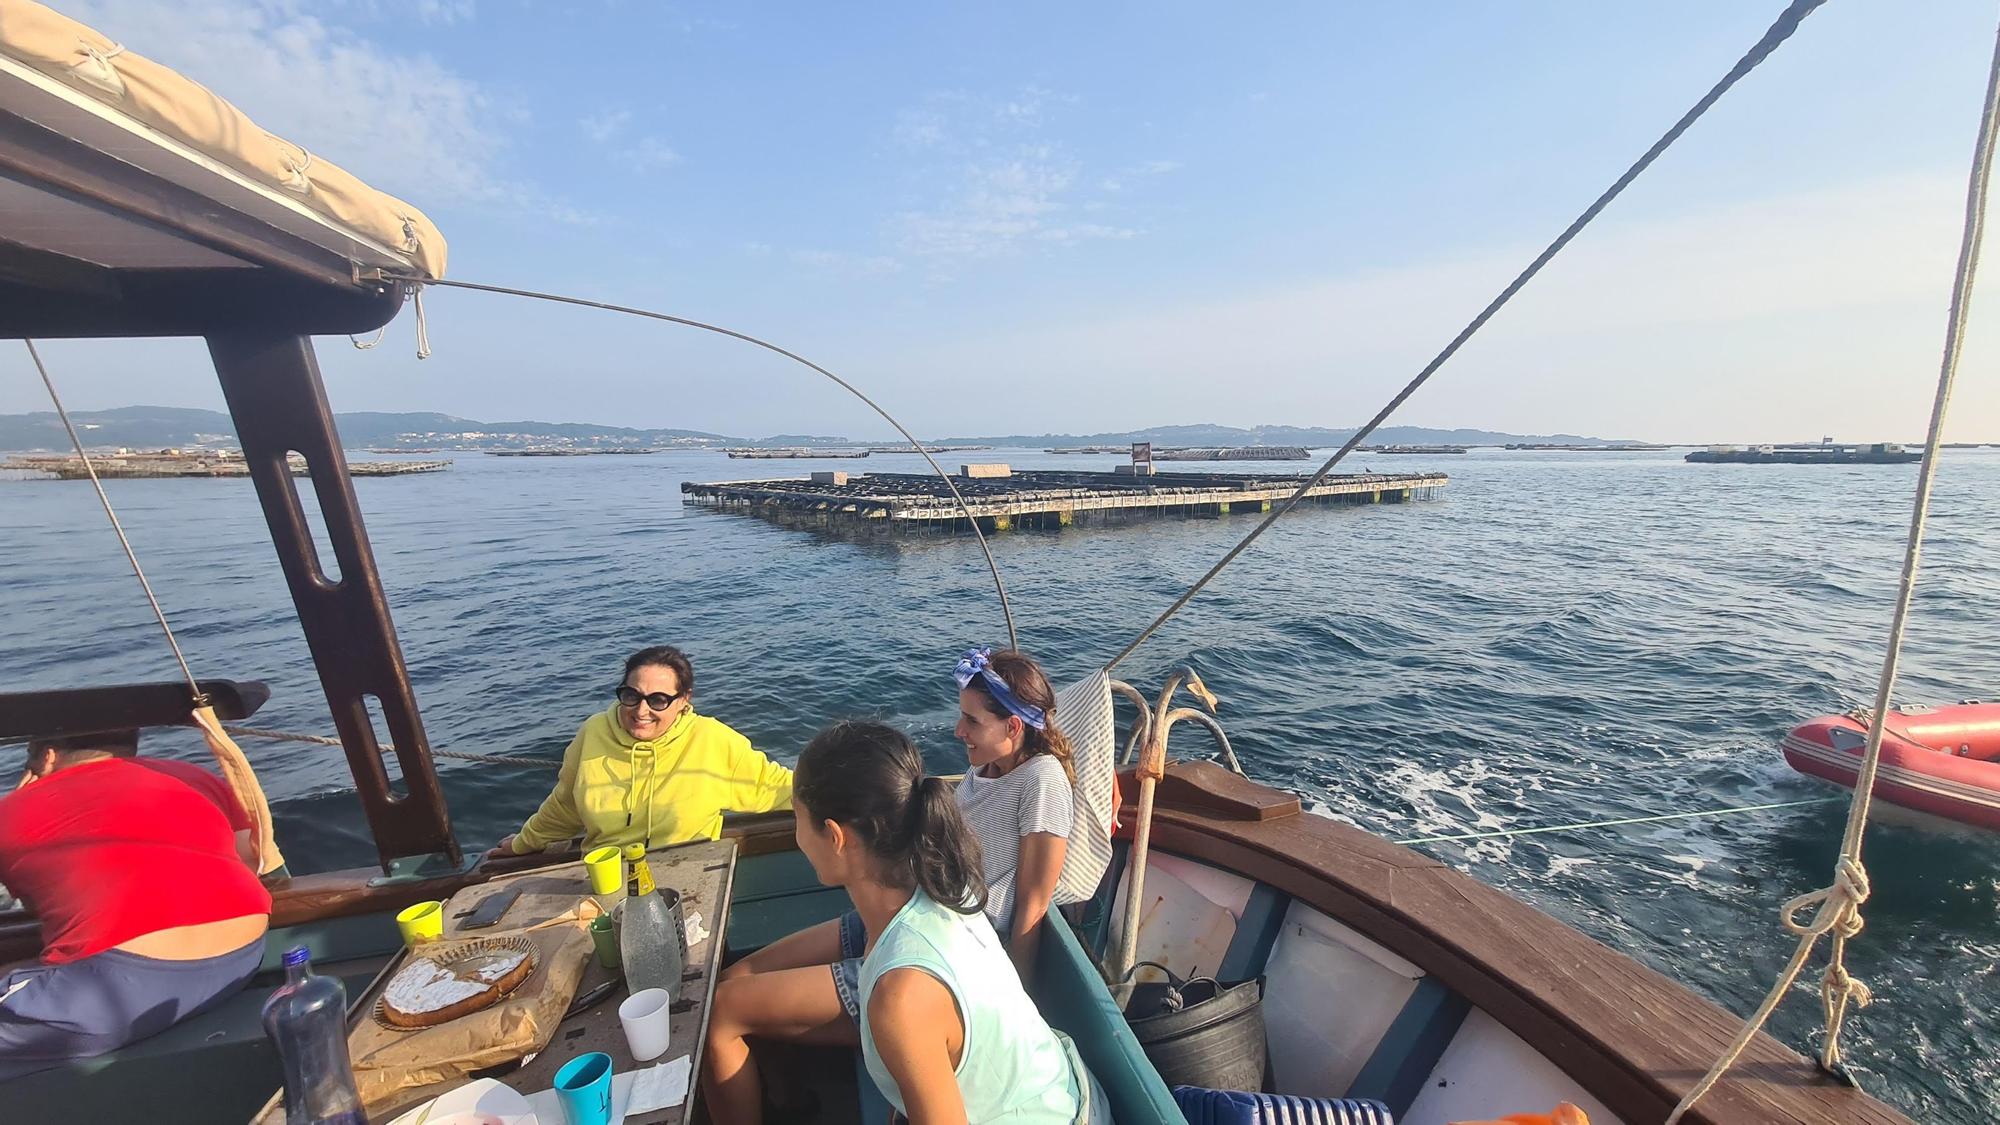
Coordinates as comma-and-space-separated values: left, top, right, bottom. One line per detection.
554, 1051, 614, 1125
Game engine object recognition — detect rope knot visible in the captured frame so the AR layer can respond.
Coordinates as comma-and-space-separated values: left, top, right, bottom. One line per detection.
1780, 856, 1871, 938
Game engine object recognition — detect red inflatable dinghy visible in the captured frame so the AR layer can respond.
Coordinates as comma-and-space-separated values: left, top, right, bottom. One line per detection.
1783, 702, 2000, 831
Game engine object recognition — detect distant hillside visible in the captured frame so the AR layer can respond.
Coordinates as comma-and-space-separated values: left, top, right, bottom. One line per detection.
0, 407, 1632, 452
0, 407, 742, 451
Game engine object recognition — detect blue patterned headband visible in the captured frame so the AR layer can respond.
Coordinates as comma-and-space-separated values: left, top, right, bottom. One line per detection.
952, 647, 1047, 730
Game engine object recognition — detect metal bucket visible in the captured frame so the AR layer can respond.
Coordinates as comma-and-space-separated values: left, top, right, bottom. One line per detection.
1121, 961, 1268, 1092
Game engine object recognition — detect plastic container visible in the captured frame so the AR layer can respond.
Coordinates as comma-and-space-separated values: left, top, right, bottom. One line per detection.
617, 987, 673, 1062
555, 1051, 615, 1125
620, 857, 684, 995
262, 946, 367, 1125
1122, 961, 1268, 1093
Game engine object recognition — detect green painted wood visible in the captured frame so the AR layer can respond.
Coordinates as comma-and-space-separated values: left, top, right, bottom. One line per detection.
724, 849, 854, 960
1217, 883, 1289, 983
1345, 976, 1471, 1116
1030, 911, 1183, 1124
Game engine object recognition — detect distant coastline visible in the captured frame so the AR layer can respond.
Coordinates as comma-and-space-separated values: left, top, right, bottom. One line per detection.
0, 405, 1656, 454
1, 406, 1980, 455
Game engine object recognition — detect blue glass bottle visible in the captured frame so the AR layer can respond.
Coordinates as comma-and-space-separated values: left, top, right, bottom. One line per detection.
261, 946, 366, 1124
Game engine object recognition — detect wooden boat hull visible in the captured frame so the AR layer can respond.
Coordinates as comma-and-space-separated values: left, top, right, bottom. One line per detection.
0, 762, 1910, 1124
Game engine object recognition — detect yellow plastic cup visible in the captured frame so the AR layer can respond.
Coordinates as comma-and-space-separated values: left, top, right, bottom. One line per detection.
396, 900, 443, 945
584, 845, 624, 895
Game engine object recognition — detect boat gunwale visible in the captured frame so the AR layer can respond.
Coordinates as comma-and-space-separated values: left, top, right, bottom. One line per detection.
1135, 763, 1912, 1125
0, 773, 1915, 1125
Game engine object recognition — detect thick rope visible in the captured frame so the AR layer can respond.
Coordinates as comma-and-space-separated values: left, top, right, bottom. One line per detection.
191, 708, 287, 874
373, 275, 1018, 650
1103, 0, 1828, 674
24, 340, 200, 694
1392, 796, 1845, 846
1667, 13, 2000, 1120
222, 725, 562, 768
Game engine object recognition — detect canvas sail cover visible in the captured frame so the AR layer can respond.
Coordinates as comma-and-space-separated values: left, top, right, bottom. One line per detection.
0, 0, 447, 278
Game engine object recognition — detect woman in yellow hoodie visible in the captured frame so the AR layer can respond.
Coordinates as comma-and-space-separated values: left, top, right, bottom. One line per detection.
491, 646, 793, 856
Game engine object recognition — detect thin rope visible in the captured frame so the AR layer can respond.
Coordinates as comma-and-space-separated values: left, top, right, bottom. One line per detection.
23, 340, 201, 696
1393, 796, 1845, 846
375, 275, 1018, 649
1103, 0, 1828, 674
222, 724, 562, 768
1666, 14, 2000, 1120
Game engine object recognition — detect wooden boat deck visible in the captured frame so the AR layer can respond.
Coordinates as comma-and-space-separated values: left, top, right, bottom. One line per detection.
1144, 762, 1911, 1125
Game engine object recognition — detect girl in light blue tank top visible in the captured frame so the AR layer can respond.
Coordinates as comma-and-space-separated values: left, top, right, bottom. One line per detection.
721, 718, 1104, 1124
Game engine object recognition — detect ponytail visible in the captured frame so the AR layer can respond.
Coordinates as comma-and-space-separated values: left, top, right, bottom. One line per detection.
796, 720, 987, 915
908, 775, 986, 915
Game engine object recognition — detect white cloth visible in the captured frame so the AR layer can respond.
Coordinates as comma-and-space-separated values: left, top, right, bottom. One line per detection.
1049, 672, 1117, 905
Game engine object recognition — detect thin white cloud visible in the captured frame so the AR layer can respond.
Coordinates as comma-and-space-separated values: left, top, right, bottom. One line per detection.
995, 84, 1069, 128
895, 150, 1134, 259
580, 109, 633, 143
1101, 159, 1179, 194
791, 248, 902, 278
886, 172, 1999, 441
578, 109, 678, 173
888, 88, 1139, 261
624, 136, 682, 171
59, 0, 583, 220
894, 106, 953, 150
411, 0, 476, 26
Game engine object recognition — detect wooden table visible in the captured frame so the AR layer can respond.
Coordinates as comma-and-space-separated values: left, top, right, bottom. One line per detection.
359, 838, 736, 1124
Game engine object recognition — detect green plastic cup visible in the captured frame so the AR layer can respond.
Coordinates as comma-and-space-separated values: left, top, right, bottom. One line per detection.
588, 913, 620, 970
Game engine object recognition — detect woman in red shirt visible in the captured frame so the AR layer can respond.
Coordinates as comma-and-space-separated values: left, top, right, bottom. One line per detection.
0, 729, 270, 1080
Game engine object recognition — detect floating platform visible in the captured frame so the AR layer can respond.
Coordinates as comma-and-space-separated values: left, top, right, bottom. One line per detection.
1504, 442, 1670, 451
1152, 446, 1311, 461
486, 448, 658, 456
1686, 443, 1920, 465
726, 448, 871, 459
3, 452, 448, 479
682, 468, 1447, 531
1368, 444, 1468, 454
1046, 445, 1313, 460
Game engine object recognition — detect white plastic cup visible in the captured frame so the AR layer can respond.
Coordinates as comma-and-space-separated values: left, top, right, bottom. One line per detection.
618, 987, 673, 1063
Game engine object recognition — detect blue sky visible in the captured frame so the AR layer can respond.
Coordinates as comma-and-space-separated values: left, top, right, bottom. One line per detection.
15, 1, 2000, 441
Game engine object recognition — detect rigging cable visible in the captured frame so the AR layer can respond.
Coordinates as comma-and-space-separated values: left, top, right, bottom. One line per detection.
1101, 0, 1828, 674
24, 339, 200, 695
373, 277, 1019, 649
220, 725, 562, 768
21, 339, 287, 873
1667, 10, 2000, 1117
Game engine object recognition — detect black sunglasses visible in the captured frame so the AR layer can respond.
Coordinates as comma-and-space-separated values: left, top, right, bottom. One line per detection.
614, 686, 684, 712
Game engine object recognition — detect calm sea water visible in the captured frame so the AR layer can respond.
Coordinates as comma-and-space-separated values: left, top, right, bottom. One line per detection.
5, 446, 1998, 1121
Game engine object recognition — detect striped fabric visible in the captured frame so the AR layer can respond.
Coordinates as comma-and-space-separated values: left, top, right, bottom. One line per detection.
1052, 672, 1117, 906
1173, 1087, 1397, 1125
957, 753, 1075, 930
